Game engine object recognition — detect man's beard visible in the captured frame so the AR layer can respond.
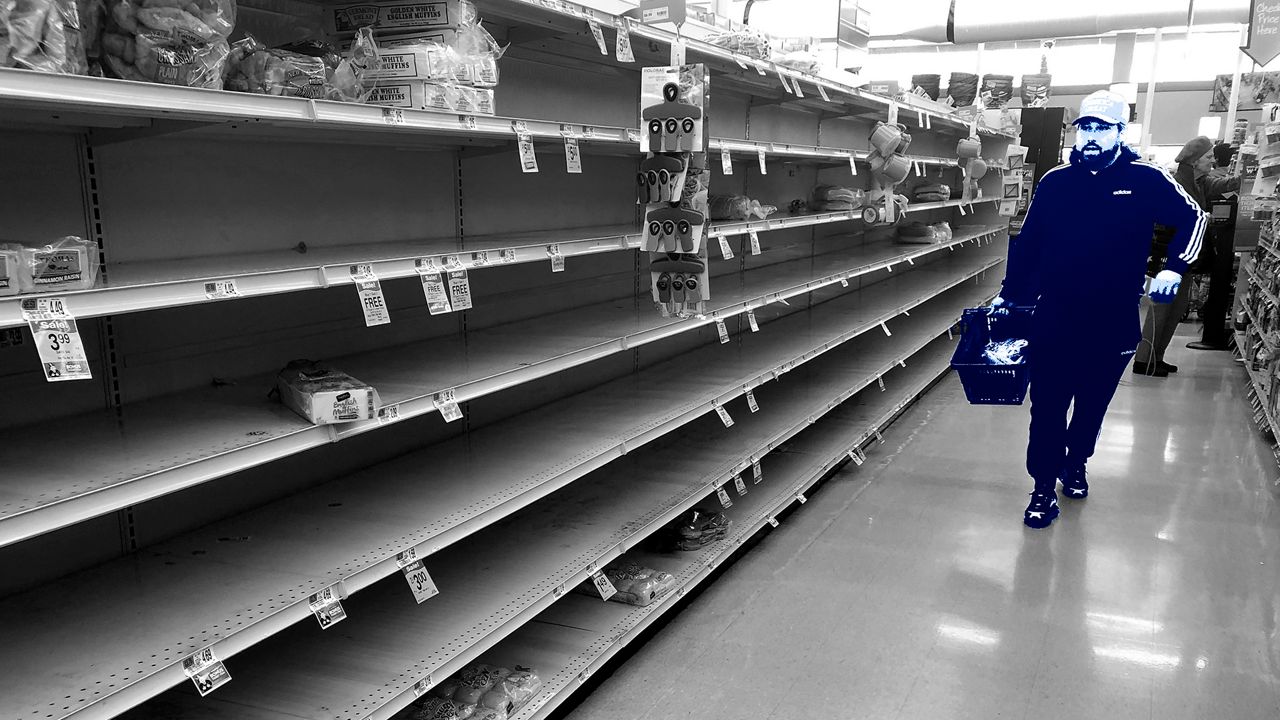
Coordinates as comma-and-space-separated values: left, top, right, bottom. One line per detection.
1077, 143, 1119, 170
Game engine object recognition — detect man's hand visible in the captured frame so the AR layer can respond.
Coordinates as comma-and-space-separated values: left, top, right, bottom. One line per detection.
1149, 270, 1182, 304
986, 296, 1010, 315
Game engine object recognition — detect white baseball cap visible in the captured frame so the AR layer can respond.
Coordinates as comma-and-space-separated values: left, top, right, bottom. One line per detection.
1074, 90, 1129, 126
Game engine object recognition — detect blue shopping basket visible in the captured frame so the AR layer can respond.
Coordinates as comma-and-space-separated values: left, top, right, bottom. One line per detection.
949, 306, 1033, 405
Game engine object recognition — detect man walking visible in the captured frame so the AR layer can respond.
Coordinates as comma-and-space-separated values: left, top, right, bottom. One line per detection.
992, 90, 1207, 529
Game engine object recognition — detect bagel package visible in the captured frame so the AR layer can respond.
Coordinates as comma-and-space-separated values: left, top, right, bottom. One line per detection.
1, 0, 90, 73
100, 0, 235, 87
224, 28, 376, 101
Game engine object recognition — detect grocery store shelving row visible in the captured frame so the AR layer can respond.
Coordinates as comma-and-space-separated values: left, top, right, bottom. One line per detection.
0, 197, 999, 329
1242, 303, 1279, 356
106, 287, 984, 720
0, 227, 1005, 550
1246, 261, 1280, 310
1, 252, 1003, 720
1236, 331, 1278, 439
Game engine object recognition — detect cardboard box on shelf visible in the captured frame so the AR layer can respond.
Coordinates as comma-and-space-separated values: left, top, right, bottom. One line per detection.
327, 0, 473, 37
366, 81, 495, 115
277, 362, 381, 424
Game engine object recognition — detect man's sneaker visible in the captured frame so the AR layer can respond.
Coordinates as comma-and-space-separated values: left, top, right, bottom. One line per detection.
1060, 464, 1089, 499
1023, 491, 1060, 529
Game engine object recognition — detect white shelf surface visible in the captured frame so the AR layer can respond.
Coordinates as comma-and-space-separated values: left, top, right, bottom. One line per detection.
2, 250, 1002, 720
112, 285, 987, 720
0, 198, 996, 329
0, 225, 1006, 548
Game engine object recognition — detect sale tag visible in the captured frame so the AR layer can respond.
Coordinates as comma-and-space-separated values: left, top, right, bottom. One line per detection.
849, 154, 858, 175
757, 148, 767, 174
460, 115, 478, 130
22, 298, 92, 382
420, 272, 452, 314
734, 474, 748, 495
447, 270, 473, 311
715, 404, 733, 427
817, 84, 831, 102
718, 235, 734, 259
749, 230, 761, 255
768, 517, 779, 528
183, 646, 231, 697
747, 309, 759, 333
308, 585, 347, 629
717, 486, 733, 508
746, 390, 759, 412
517, 132, 539, 173
378, 404, 401, 424
435, 388, 464, 422
716, 318, 729, 344
350, 264, 388, 323
402, 560, 440, 604
548, 244, 565, 272
591, 571, 617, 601
752, 458, 762, 482
471, 250, 490, 267
587, 18, 608, 53
849, 449, 864, 466
721, 146, 733, 174
565, 137, 583, 173
614, 19, 635, 62
204, 279, 240, 300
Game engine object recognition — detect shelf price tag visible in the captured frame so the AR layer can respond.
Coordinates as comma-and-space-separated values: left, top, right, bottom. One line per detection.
381, 107, 406, 126
840, 275, 849, 288
460, 115, 478, 130
21, 297, 92, 382
715, 404, 733, 427
308, 584, 347, 629
734, 474, 748, 496
746, 389, 759, 412
587, 18, 608, 54
350, 264, 391, 327
793, 79, 805, 98
776, 67, 793, 94
747, 309, 759, 333
757, 148, 767, 174
715, 318, 729, 344
849, 449, 864, 466
434, 388, 464, 422
849, 154, 858, 175
447, 269, 473, 311
378, 404, 401, 424
471, 250, 490, 267
204, 279, 240, 300
412, 677, 432, 698
418, 267, 452, 315
614, 19, 635, 62
878, 375, 886, 391
401, 559, 440, 604
887, 100, 899, 125
796, 493, 807, 504
182, 646, 231, 697
880, 320, 891, 336
817, 84, 831, 102
564, 136, 583, 174
875, 430, 885, 444
591, 571, 618, 601
516, 132, 539, 173
752, 458, 762, 482
717, 486, 733, 508
548, 244, 565, 272
721, 147, 733, 174
717, 235, 734, 259
749, 230, 761, 255
626, 128, 640, 144
767, 517, 780, 528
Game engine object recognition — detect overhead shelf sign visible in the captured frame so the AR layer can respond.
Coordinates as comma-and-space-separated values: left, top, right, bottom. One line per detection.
1243, 1, 1280, 67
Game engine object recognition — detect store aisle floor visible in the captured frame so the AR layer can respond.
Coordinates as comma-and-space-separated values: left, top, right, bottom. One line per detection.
562, 332, 1280, 720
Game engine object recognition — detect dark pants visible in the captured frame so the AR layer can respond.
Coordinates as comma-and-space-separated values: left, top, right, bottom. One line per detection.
1026, 348, 1132, 491
1197, 228, 1235, 345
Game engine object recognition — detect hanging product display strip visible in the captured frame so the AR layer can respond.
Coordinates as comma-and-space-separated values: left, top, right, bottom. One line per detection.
473, 333, 968, 720
113, 281, 993, 720
0, 249, 1003, 720
0, 229, 1006, 549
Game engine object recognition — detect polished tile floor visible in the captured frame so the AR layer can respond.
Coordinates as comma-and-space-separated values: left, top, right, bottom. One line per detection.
563, 332, 1280, 720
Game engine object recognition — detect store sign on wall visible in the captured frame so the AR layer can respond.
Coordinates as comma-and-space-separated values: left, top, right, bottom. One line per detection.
1243, 1, 1280, 67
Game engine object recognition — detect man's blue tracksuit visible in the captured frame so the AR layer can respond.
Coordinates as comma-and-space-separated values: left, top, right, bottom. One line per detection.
999, 144, 1207, 489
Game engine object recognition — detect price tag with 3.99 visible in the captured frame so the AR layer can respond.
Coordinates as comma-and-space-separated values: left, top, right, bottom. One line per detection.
22, 298, 91, 382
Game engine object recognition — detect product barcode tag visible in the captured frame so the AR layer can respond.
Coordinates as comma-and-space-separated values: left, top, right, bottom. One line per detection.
25, 298, 91, 382
734, 474, 748, 495
587, 18, 608, 54
182, 647, 231, 697
717, 486, 733, 508
758, 148, 767, 174
460, 115, 478, 130
517, 132, 539, 173
878, 375, 885, 391
746, 390, 759, 412
434, 388, 463, 422
500, 248, 517, 263
395, 547, 419, 568
588, 570, 618, 601
716, 318, 729, 344
565, 136, 583, 173
749, 230, 761, 255
412, 678, 431, 698
849, 449, 864, 466
718, 235, 734, 259
875, 430, 885, 444
715, 404, 733, 427
382, 107, 406, 126
421, 272, 452, 314
204, 279, 240, 300
548, 244, 565, 272
721, 147, 733, 174
447, 269, 473, 311
626, 128, 640, 143
817, 84, 831, 102
747, 309, 759, 332
308, 585, 347, 629
402, 560, 440, 604
752, 458, 762, 482
614, 19, 635, 62
378, 404, 401, 424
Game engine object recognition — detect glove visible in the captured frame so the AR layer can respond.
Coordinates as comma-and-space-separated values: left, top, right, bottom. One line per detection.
1149, 270, 1182, 304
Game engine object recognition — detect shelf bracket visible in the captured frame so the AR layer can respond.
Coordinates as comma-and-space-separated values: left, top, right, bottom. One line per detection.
90, 119, 211, 146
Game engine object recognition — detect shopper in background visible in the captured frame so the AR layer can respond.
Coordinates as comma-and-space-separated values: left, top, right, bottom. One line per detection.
991, 90, 1207, 529
1186, 142, 1242, 351
1133, 136, 1239, 374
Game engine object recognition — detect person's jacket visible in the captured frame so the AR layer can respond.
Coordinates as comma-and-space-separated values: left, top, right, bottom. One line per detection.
1000, 144, 1207, 353
1148, 165, 1239, 276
